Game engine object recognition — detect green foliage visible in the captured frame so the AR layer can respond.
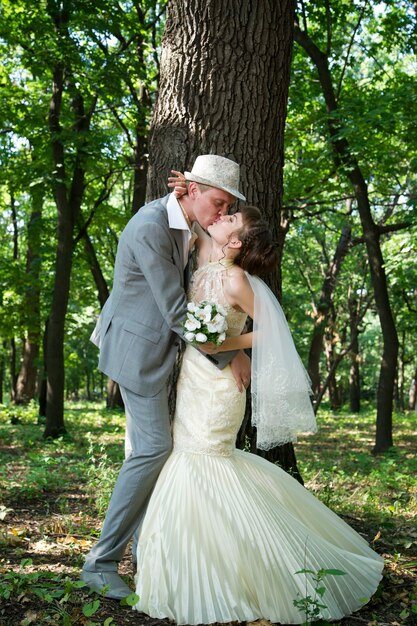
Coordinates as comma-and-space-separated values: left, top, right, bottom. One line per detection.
0, 402, 416, 624
0, 558, 100, 625
282, 0, 417, 407
293, 567, 346, 625
86, 433, 120, 517
297, 405, 417, 528
0, 0, 167, 405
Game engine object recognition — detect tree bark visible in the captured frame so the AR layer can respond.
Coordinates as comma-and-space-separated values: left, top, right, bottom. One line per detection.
294, 22, 398, 453
147, 0, 300, 475
82, 231, 124, 408
38, 320, 48, 421
395, 330, 406, 412
15, 184, 43, 404
307, 225, 352, 394
409, 366, 417, 411
0, 347, 3, 404
44, 17, 97, 437
10, 338, 18, 403
324, 332, 342, 410
348, 295, 361, 413
83, 232, 110, 308
106, 378, 124, 409
44, 59, 72, 438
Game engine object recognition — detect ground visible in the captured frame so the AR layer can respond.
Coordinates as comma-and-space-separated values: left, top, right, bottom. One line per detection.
0, 402, 416, 626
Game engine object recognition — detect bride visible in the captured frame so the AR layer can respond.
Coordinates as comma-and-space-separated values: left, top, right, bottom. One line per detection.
133, 197, 383, 624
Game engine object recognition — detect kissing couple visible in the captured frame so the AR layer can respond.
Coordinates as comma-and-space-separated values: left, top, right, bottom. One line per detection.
82, 155, 383, 624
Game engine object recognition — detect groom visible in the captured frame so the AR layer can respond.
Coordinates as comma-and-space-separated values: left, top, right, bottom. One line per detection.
81, 155, 250, 599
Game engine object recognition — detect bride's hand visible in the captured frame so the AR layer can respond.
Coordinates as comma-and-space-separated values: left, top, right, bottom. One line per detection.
168, 170, 187, 198
198, 342, 220, 355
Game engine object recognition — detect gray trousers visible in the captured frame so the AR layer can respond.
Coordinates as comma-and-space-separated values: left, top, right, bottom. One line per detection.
83, 384, 172, 572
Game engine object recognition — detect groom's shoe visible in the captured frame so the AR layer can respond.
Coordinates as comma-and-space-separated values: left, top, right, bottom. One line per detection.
81, 570, 133, 600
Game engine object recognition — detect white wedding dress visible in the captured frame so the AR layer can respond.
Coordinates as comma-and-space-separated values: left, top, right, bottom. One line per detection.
134, 261, 383, 625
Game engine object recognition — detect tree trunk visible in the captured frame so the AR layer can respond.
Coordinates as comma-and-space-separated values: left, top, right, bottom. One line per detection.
10, 338, 18, 403
147, 0, 300, 475
409, 366, 417, 411
0, 347, 3, 404
44, 62, 72, 438
132, 125, 149, 214
324, 332, 342, 410
43, 4, 97, 437
44, 78, 93, 436
82, 231, 124, 409
348, 296, 361, 413
9, 189, 19, 404
83, 232, 110, 308
106, 379, 124, 409
307, 225, 352, 394
15, 187, 43, 404
396, 330, 406, 412
294, 23, 398, 453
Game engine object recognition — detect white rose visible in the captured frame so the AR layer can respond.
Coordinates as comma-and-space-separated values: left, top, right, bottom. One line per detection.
187, 302, 197, 313
185, 314, 201, 331
218, 332, 226, 343
203, 311, 213, 323
207, 313, 227, 333
216, 304, 227, 316
194, 308, 206, 321
195, 332, 208, 343
184, 332, 196, 342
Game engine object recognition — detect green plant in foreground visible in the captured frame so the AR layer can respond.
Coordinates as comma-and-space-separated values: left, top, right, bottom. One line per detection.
0, 558, 118, 625
293, 567, 346, 625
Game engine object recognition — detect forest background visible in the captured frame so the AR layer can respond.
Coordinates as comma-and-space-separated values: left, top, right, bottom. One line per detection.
0, 0, 416, 624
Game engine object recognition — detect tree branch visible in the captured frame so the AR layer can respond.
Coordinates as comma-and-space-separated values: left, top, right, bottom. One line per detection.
336, 0, 369, 101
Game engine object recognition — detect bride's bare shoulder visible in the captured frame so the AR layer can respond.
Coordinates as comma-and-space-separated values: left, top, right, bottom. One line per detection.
225, 265, 251, 296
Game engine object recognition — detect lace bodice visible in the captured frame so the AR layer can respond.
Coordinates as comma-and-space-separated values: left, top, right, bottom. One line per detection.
189, 260, 248, 337
172, 260, 248, 457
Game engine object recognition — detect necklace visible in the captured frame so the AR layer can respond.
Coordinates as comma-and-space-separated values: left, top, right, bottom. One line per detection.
178, 199, 192, 230
208, 252, 234, 267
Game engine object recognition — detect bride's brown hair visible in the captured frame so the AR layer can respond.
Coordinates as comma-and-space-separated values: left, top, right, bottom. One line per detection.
233, 206, 278, 276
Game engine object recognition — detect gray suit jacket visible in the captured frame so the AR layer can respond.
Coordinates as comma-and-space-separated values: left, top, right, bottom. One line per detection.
91, 194, 234, 397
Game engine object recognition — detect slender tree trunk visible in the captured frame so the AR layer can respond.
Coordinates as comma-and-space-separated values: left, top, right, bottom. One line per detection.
86, 368, 92, 401
106, 379, 124, 409
83, 232, 110, 308
147, 0, 299, 475
9, 189, 19, 403
10, 339, 18, 402
44, 63, 72, 437
44, 76, 94, 436
324, 331, 342, 410
307, 225, 352, 394
0, 347, 3, 404
82, 231, 124, 409
15, 187, 43, 403
132, 126, 149, 214
38, 320, 48, 420
409, 367, 417, 411
348, 296, 361, 413
294, 23, 398, 452
43, 4, 97, 437
396, 330, 406, 412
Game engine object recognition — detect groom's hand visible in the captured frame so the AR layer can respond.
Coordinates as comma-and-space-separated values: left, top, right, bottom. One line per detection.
230, 350, 251, 392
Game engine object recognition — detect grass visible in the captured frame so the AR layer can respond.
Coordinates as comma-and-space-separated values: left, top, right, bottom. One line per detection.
0, 401, 416, 625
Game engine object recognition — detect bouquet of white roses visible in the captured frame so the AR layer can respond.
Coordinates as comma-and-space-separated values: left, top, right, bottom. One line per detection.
183, 301, 228, 346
